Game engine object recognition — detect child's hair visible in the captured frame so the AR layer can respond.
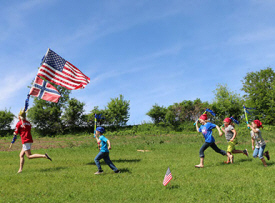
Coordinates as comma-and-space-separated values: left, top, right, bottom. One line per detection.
228, 121, 235, 127
199, 119, 210, 123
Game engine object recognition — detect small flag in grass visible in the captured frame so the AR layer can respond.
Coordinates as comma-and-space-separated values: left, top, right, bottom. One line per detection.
163, 167, 173, 186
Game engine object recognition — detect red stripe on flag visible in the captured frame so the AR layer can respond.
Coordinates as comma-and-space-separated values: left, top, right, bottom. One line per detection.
38, 68, 80, 90
40, 65, 86, 85
38, 64, 89, 89
163, 174, 173, 186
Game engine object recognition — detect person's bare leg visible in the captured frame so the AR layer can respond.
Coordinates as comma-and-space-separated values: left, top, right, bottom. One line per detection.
195, 157, 204, 168
224, 152, 231, 164
25, 150, 46, 159
18, 149, 25, 173
227, 153, 233, 163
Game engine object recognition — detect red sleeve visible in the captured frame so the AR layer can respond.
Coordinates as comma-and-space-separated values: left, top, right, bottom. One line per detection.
14, 122, 20, 134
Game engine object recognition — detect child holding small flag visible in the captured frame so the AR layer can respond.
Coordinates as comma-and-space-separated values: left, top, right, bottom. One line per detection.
10, 109, 52, 173
94, 127, 120, 174
221, 117, 248, 164
247, 120, 270, 167
195, 114, 232, 168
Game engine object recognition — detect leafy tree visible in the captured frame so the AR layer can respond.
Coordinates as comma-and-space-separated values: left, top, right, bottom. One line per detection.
87, 106, 108, 127
27, 86, 71, 135
165, 99, 209, 126
146, 104, 167, 124
211, 84, 243, 122
0, 109, 14, 130
62, 98, 86, 131
106, 94, 130, 127
241, 67, 275, 124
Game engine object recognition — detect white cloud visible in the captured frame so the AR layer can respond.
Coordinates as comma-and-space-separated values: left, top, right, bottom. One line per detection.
227, 27, 275, 45
0, 72, 36, 104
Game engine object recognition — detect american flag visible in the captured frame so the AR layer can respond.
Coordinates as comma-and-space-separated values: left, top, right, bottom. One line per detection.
38, 49, 90, 90
29, 76, 61, 103
163, 167, 173, 186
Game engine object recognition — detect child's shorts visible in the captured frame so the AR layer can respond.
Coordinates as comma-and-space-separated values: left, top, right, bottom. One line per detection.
227, 139, 237, 153
22, 143, 32, 151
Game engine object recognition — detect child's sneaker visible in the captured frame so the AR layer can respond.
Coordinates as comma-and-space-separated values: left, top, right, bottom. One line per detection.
45, 153, 52, 161
265, 151, 270, 160
114, 170, 121, 173
243, 149, 249, 157
94, 170, 103, 175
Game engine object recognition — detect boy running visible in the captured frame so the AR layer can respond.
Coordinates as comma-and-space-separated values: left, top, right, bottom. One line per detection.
94, 127, 120, 174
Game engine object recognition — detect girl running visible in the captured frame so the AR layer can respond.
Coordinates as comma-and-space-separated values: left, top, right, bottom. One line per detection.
195, 114, 232, 168
10, 109, 52, 173
221, 117, 248, 164
247, 120, 270, 167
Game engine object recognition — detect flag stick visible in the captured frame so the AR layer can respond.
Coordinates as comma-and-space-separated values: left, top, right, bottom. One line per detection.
243, 105, 250, 129
94, 115, 97, 138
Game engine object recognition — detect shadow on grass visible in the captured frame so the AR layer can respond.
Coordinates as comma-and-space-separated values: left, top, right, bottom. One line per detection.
267, 161, 275, 166
86, 159, 141, 165
119, 168, 131, 173
166, 184, 180, 190
216, 158, 252, 166
236, 158, 253, 163
39, 166, 68, 172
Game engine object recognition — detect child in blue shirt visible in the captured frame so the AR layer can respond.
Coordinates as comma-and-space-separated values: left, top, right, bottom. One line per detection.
94, 127, 120, 174
195, 114, 232, 168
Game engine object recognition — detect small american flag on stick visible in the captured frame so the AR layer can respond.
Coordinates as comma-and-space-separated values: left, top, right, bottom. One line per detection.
38, 49, 90, 90
163, 167, 173, 186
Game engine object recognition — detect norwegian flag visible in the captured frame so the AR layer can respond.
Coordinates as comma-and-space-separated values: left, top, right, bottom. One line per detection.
29, 76, 61, 103
38, 49, 90, 90
163, 167, 173, 186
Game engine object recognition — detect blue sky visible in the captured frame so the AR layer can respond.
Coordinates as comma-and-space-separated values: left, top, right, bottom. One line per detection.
1, 0, 275, 125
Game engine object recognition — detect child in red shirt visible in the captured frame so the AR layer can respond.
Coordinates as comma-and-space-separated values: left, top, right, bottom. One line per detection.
10, 109, 52, 173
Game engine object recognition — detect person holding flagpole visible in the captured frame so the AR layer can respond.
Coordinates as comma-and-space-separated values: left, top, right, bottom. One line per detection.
93, 127, 120, 174
10, 109, 52, 173
248, 120, 270, 167
195, 114, 232, 168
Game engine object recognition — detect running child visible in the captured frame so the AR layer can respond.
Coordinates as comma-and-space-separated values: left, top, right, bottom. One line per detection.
94, 127, 120, 174
247, 120, 270, 167
10, 109, 52, 173
221, 117, 248, 164
195, 114, 232, 168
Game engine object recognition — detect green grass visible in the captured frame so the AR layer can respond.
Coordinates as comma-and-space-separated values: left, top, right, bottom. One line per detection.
1, 132, 274, 202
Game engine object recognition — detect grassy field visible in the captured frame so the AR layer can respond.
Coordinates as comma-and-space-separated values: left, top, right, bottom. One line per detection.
1, 131, 275, 202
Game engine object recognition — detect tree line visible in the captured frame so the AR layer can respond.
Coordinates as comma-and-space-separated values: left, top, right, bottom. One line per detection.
147, 67, 275, 127
0, 67, 275, 136
0, 90, 130, 136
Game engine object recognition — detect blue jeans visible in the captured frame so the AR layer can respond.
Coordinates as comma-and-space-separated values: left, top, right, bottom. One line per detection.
253, 145, 266, 159
94, 151, 118, 172
199, 142, 227, 158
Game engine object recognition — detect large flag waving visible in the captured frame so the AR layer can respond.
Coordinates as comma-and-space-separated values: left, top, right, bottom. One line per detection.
38, 49, 90, 90
163, 167, 173, 186
29, 76, 61, 103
